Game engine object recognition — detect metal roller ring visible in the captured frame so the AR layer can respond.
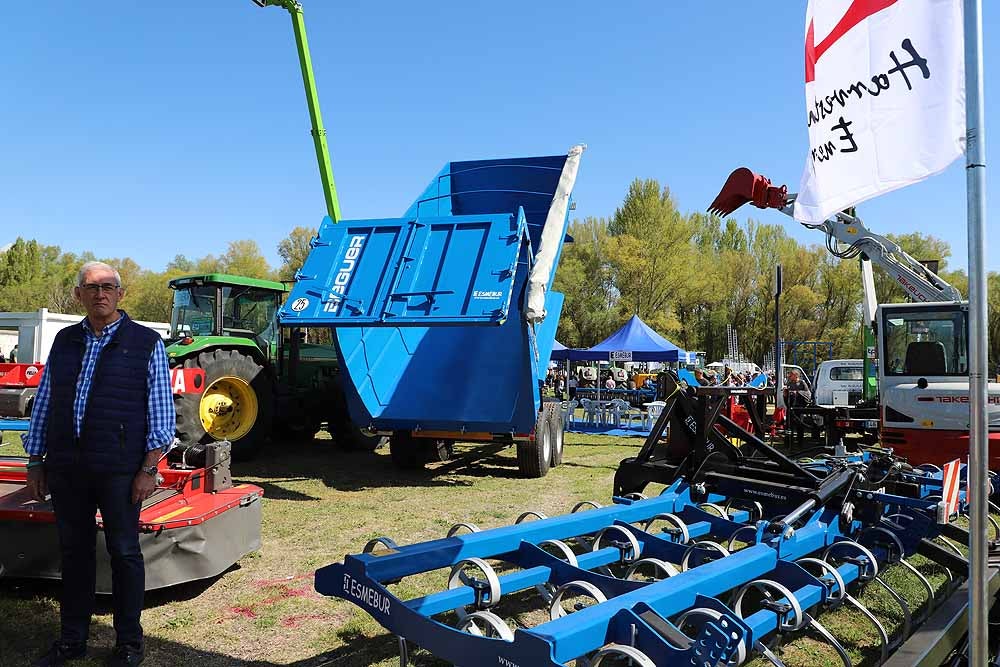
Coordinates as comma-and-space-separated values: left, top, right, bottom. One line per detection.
515, 510, 548, 524
680, 540, 730, 571
549, 580, 608, 620
456, 610, 514, 642
674, 607, 747, 665
446, 522, 481, 537
362, 536, 399, 554
734, 578, 805, 632
724, 499, 764, 522
796, 557, 847, 604
571, 500, 603, 513
699, 502, 728, 518
861, 526, 904, 564
727, 525, 759, 552
642, 512, 690, 544
447, 557, 502, 616
590, 644, 657, 667
538, 539, 578, 567
591, 525, 641, 564
823, 539, 879, 582
624, 557, 679, 581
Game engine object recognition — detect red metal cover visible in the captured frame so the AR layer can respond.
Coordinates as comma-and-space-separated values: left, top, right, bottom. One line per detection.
0, 363, 45, 388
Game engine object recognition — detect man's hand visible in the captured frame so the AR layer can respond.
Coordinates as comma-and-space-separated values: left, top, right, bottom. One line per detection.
27, 466, 47, 502
131, 471, 156, 505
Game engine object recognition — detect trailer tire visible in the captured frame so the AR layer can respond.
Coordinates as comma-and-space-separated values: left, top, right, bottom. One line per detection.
334, 422, 386, 452
174, 349, 272, 462
390, 431, 424, 469
327, 396, 385, 451
518, 410, 552, 478
425, 439, 454, 463
547, 403, 564, 467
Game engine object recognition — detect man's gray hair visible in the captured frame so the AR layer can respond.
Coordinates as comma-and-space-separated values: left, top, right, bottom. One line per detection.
77, 261, 122, 288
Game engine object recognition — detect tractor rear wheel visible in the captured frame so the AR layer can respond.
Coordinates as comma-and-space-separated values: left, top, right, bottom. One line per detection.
517, 408, 552, 478
174, 349, 273, 462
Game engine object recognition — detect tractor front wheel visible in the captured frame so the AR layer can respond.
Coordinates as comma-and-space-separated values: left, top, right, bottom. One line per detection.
174, 349, 273, 461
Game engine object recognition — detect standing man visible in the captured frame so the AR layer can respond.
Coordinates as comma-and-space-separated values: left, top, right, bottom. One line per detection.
23, 261, 175, 667
783, 369, 809, 446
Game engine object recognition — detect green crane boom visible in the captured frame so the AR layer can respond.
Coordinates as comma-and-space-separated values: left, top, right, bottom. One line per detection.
253, 0, 342, 223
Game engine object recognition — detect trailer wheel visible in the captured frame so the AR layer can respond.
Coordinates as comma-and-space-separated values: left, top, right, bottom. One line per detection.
547, 403, 564, 467
390, 431, 424, 469
174, 349, 273, 462
327, 397, 385, 451
518, 409, 552, 478
426, 439, 454, 463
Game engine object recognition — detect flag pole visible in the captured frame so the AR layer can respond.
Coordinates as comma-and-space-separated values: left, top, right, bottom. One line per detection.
963, 0, 989, 663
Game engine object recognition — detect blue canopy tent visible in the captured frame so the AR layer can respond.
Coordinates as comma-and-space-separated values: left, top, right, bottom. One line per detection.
550, 339, 572, 361
563, 315, 691, 362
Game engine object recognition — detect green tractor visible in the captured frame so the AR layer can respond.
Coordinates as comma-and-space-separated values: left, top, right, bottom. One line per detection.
165, 273, 381, 459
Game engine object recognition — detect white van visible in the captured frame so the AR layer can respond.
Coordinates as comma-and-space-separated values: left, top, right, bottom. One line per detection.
812, 359, 865, 407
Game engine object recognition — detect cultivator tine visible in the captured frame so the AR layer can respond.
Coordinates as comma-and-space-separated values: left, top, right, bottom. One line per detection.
397, 636, 409, 667
323, 372, 988, 667
803, 613, 853, 667
707, 167, 790, 217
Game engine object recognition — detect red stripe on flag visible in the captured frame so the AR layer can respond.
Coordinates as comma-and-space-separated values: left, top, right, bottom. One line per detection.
805, 0, 900, 83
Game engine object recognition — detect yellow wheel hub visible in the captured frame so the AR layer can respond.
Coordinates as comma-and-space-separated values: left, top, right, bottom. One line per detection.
200, 376, 258, 441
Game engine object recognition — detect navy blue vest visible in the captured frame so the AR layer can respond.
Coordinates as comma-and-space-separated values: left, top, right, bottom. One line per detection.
45, 313, 161, 473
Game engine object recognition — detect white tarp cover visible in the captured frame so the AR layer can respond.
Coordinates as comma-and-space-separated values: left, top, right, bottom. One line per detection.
525, 144, 585, 323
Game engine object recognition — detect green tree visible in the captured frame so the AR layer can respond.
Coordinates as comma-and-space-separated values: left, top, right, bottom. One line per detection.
277, 226, 317, 280
219, 240, 273, 279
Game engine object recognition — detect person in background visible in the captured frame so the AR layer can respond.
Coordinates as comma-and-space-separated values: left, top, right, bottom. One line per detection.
0, 347, 6, 363
692, 368, 707, 386
784, 369, 809, 445
24, 261, 175, 667
9, 344, 17, 363
568, 373, 578, 400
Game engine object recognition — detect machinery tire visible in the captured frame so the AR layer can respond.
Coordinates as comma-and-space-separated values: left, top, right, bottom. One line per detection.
517, 409, 552, 478
547, 402, 564, 467
174, 349, 272, 462
390, 431, 425, 469
327, 394, 386, 451
424, 439, 454, 463
333, 421, 386, 452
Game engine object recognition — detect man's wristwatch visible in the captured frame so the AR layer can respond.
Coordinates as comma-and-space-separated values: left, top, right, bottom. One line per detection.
141, 465, 158, 477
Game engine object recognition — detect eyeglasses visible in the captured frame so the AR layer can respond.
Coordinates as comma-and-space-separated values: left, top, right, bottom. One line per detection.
79, 283, 121, 294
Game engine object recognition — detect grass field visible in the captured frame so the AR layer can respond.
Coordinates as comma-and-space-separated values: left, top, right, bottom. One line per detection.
0, 429, 978, 666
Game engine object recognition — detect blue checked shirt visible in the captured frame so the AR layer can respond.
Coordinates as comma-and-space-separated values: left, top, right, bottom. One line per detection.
23, 315, 176, 456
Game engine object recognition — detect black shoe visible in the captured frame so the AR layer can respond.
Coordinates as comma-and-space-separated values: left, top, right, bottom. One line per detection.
106, 645, 144, 667
33, 642, 87, 667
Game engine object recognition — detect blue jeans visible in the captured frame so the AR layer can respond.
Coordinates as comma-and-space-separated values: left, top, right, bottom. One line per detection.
46, 467, 144, 649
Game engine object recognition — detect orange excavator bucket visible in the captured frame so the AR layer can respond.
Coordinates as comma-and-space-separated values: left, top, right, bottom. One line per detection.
707, 167, 790, 217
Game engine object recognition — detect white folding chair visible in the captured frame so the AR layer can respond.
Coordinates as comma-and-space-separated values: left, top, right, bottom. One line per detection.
608, 399, 640, 428
643, 401, 666, 430
580, 399, 602, 426
562, 400, 579, 428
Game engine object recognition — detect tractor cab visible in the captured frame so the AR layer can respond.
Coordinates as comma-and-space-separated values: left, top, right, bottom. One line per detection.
168, 274, 285, 357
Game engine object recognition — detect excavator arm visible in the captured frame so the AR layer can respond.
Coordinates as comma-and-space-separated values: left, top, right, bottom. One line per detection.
709, 169, 962, 304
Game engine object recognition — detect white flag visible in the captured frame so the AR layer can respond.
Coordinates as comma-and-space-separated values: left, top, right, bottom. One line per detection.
794, 0, 965, 223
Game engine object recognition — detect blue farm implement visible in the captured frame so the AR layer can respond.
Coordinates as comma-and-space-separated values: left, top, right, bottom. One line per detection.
324, 374, 1000, 666
279, 147, 584, 477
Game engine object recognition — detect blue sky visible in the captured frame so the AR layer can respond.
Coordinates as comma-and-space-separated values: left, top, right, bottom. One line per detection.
1, 1, 997, 274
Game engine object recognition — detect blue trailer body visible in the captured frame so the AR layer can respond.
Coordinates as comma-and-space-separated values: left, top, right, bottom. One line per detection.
279, 148, 582, 436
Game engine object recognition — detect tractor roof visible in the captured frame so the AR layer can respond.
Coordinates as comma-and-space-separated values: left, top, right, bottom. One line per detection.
168, 273, 288, 292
